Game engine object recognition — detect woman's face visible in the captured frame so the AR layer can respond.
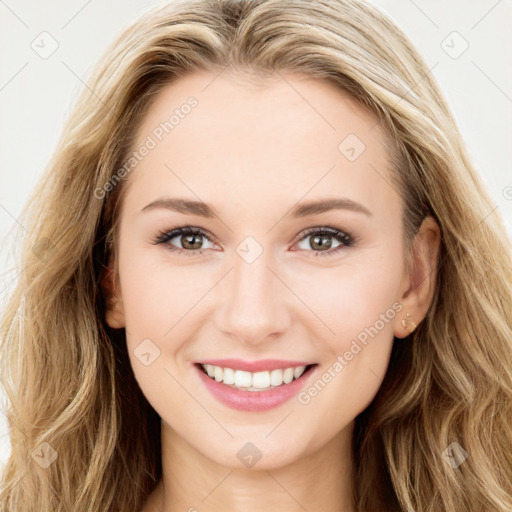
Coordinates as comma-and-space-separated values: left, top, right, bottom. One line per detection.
105, 70, 417, 469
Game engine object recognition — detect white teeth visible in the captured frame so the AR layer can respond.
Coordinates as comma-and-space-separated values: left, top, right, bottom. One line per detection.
283, 368, 294, 384
223, 367, 235, 385
294, 366, 306, 379
252, 371, 271, 388
200, 364, 309, 390
270, 369, 283, 386
214, 366, 223, 382
234, 370, 252, 388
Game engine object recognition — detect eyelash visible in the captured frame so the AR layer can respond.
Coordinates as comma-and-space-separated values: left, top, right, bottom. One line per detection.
152, 225, 357, 258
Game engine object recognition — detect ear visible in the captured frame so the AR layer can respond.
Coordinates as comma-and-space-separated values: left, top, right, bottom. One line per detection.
394, 215, 441, 339
101, 253, 126, 329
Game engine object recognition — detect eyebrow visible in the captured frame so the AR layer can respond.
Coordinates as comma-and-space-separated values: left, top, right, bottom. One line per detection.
140, 197, 372, 218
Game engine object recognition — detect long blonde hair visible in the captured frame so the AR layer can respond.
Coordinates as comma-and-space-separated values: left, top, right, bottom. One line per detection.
1, 0, 511, 510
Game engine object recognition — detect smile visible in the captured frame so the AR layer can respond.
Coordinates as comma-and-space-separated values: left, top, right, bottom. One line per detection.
200, 363, 310, 391
194, 359, 318, 412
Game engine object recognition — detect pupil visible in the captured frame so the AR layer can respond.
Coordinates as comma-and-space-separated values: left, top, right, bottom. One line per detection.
183, 234, 202, 250
311, 234, 332, 250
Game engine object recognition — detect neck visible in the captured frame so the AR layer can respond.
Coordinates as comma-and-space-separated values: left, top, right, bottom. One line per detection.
152, 420, 356, 512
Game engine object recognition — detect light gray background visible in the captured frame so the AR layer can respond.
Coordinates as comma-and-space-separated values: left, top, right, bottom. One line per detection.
1, 0, 511, 466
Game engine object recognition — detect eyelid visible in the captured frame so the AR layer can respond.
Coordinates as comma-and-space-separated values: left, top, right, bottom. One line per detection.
153, 226, 220, 252
290, 225, 351, 244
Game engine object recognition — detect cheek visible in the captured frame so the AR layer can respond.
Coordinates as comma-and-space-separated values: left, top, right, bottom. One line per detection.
297, 343, 392, 446
290, 249, 403, 349
117, 251, 196, 414
118, 244, 205, 340
291, 251, 402, 423
296, 297, 398, 439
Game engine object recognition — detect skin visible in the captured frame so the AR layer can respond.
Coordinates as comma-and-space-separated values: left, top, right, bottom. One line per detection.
103, 69, 440, 512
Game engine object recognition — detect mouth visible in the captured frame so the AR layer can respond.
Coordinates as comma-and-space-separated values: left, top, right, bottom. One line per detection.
195, 362, 317, 391
193, 360, 319, 412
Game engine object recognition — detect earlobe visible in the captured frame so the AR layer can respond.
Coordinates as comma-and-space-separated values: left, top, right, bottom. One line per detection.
101, 256, 126, 329
394, 215, 441, 339
400, 312, 417, 335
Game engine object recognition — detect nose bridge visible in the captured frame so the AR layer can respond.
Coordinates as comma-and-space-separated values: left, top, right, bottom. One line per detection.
215, 246, 290, 343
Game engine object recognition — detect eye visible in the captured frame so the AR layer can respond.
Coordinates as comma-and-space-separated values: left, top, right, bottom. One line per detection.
152, 226, 216, 256
292, 226, 355, 257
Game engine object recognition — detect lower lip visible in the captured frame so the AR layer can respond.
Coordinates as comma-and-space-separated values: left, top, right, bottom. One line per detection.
195, 364, 317, 412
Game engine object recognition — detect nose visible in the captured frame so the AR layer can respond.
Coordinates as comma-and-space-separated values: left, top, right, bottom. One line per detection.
214, 249, 292, 346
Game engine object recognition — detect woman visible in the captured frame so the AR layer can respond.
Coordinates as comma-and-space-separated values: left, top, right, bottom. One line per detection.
1, 0, 511, 511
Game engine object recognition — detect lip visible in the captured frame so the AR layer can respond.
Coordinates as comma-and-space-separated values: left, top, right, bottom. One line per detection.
196, 358, 314, 372
194, 362, 318, 412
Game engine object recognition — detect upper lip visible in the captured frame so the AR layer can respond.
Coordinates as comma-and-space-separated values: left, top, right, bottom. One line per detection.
196, 359, 315, 373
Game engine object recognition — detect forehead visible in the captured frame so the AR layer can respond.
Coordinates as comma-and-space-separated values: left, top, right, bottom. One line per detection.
123, 70, 399, 223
